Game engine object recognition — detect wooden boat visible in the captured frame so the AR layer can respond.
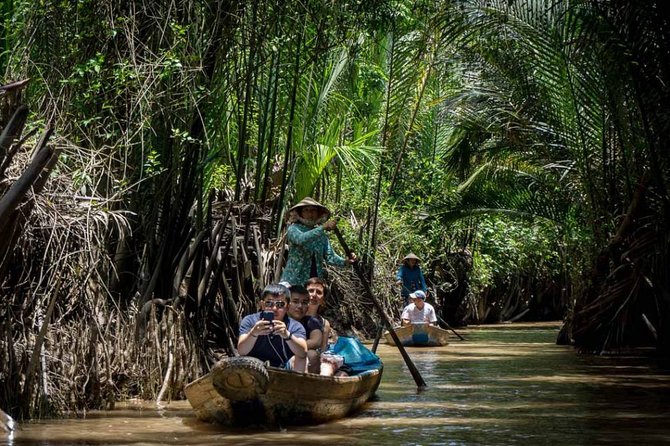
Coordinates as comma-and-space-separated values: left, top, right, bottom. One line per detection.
184, 342, 383, 426
384, 323, 449, 346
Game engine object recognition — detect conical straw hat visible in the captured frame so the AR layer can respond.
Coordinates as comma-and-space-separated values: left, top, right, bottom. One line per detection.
402, 253, 421, 263
289, 197, 331, 219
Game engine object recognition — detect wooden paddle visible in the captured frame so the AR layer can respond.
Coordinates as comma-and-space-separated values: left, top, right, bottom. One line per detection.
371, 323, 384, 353
333, 226, 427, 390
436, 314, 466, 341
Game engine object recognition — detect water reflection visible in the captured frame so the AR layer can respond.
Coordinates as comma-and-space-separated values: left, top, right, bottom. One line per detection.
3, 322, 670, 445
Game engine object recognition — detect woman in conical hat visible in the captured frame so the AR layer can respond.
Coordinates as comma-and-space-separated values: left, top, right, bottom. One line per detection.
288, 196, 330, 220
280, 197, 355, 286
402, 253, 421, 263
396, 252, 427, 307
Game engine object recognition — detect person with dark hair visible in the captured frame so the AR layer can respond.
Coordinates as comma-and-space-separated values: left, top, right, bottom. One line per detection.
286, 284, 324, 373
280, 197, 355, 287
395, 253, 428, 306
238, 283, 307, 371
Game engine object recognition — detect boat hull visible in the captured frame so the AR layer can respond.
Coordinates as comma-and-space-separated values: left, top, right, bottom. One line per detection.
184, 359, 383, 426
384, 323, 449, 346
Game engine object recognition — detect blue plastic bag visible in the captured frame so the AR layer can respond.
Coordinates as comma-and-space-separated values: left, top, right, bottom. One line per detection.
327, 336, 382, 375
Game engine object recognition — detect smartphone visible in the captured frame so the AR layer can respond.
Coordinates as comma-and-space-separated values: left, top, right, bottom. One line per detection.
261, 311, 275, 322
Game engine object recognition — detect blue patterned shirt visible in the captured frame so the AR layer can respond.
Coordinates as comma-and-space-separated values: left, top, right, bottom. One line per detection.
280, 223, 345, 286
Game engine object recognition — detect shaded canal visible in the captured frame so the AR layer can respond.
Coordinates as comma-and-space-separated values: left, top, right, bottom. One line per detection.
4, 322, 670, 445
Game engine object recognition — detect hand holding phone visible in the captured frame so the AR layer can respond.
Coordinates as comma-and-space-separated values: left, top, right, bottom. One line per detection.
261, 311, 275, 323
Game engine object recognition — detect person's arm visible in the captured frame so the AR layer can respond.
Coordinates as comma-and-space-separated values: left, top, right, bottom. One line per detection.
321, 319, 332, 350
285, 321, 308, 373
324, 238, 346, 267
305, 317, 324, 350
427, 305, 438, 325
237, 330, 257, 355
396, 266, 407, 294
287, 222, 328, 246
288, 335, 308, 358
238, 316, 272, 355
274, 320, 307, 358
401, 306, 411, 326
396, 266, 404, 282
306, 329, 323, 350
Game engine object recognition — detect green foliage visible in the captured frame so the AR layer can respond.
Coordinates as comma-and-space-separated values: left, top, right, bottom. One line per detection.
4, 0, 615, 303
1, 0, 18, 75
474, 217, 560, 282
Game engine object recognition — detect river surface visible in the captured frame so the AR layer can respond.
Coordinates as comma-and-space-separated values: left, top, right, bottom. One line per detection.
3, 322, 670, 445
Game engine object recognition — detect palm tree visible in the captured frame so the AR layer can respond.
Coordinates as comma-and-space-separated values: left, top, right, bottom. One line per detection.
428, 0, 670, 353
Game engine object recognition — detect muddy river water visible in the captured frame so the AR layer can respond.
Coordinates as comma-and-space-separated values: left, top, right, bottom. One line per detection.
3, 322, 670, 445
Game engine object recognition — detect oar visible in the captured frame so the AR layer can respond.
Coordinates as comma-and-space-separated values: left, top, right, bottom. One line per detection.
436, 314, 465, 341
333, 226, 427, 390
371, 322, 384, 353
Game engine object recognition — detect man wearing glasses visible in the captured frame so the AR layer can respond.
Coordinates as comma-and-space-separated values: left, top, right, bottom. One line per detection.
286, 284, 324, 373
238, 283, 308, 371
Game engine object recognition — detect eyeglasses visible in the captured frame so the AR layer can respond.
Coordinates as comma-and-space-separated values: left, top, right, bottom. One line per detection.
263, 300, 286, 309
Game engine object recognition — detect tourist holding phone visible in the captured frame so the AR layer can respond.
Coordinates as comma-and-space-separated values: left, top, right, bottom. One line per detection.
238, 283, 307, 371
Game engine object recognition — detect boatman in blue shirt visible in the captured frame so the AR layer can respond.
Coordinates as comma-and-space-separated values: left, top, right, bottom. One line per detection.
395, 253, 428, 306
238, 283, 307, 371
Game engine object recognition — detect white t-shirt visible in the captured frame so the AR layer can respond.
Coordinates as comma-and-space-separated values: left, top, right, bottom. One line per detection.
401, 302, 437, 324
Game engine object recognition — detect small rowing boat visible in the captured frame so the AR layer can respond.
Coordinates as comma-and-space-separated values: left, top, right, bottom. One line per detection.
184, 336, 382, 426
384, 323, 449, 346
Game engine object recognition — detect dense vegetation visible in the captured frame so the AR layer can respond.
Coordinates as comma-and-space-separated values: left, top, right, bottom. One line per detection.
1, 0, 669, 419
